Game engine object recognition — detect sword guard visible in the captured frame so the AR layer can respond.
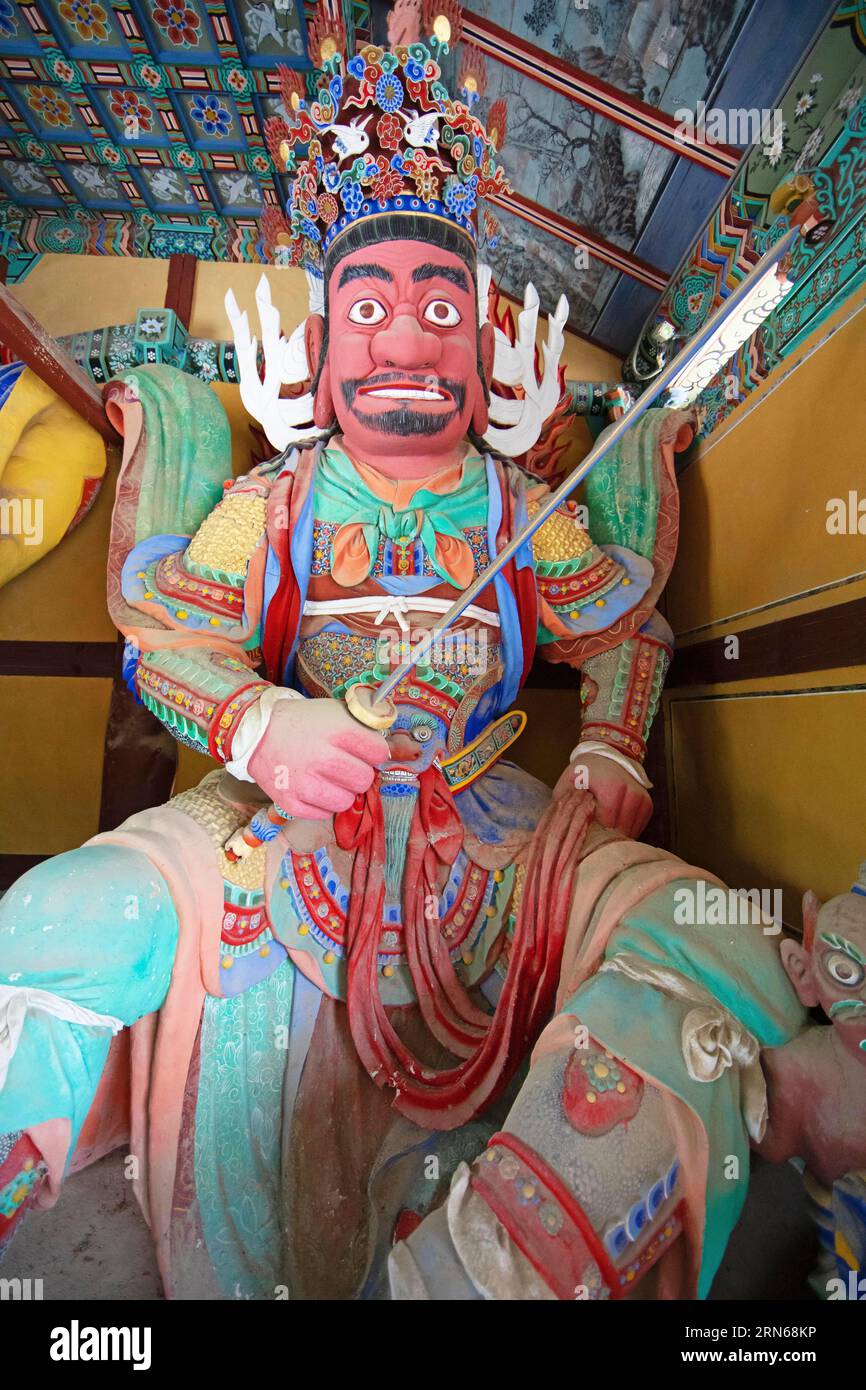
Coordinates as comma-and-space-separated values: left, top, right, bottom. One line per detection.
345, 682, 398, 731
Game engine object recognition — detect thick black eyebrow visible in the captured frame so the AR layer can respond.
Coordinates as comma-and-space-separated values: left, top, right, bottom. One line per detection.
337, 262, 394, 288
411, 262, 471, 293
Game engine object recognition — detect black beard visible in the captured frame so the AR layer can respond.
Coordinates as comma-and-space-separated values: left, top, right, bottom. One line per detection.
340, 372, 466, 438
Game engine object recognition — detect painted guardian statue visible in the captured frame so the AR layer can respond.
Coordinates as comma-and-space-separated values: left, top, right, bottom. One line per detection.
0, 6, 814, 1300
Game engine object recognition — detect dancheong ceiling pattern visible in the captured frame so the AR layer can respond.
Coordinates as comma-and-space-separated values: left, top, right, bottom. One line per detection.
0, 0, 854, 353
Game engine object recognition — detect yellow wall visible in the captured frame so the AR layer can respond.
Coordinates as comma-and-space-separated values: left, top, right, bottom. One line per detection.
10, 253, 170, 338
663, 289, 866, 922
0, 252, 619, 845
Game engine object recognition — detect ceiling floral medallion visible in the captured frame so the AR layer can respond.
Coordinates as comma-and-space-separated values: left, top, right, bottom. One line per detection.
44, 51, 80, 86
190, 94, 232, 138
26, 85, 75, 129
151, 0, 201, 49
0, 0, 17, 38
109, 90, 155, 136
58, 0, 111, 43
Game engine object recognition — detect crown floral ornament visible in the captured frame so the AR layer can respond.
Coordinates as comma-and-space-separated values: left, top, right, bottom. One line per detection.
263, 0, 510, 270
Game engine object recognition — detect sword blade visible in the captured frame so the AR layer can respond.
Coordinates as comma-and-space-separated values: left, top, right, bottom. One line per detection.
374, 227, 797, 703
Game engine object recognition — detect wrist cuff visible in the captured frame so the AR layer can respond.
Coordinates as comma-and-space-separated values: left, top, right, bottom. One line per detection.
569, 740, 652, 790
224, 686, 304, 782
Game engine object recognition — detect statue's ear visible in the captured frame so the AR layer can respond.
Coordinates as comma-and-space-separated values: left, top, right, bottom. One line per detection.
305, 313, 335, 429
304, 312, 325, 381
780, 937, 820, 1007
472, 320, 495, 435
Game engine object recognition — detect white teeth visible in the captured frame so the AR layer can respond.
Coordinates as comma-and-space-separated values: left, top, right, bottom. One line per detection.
365, 388, 446, 401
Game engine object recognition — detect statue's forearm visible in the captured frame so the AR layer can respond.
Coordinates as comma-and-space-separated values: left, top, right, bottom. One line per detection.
130, 644, 271, 766
577, 609, 674, 766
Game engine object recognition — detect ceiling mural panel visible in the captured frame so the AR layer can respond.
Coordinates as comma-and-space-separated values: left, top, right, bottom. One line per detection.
478, 195, 619, 338
644, 0, 866, 440
475, 62, 676, 249
468, 0, 757, 116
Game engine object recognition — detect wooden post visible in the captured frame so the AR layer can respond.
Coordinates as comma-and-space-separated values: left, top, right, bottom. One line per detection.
0, 283, 118, 441
165, 253, 197, 328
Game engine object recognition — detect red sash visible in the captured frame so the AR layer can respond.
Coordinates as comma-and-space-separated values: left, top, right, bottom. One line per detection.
335, 777, 595, 1130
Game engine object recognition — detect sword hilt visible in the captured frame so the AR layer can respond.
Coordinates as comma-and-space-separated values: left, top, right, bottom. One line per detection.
345, 680, 398, 730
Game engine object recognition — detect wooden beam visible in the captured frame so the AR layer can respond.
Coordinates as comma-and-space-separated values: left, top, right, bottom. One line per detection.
0, 283, 118, 441
463, 10, 741, 177
0, 640, 117, 677
667, 596, 866, 687
0, 854, 49, 891
165, 252, 197, 329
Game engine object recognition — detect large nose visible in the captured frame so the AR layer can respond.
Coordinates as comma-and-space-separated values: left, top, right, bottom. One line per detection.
371, 313, 441, 371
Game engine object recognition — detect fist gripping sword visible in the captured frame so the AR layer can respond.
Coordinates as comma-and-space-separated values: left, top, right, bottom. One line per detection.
225, 227, 797, 859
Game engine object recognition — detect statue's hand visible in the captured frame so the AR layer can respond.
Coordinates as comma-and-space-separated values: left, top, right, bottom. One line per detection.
562, 752, 652, 838
248, 697, 389, 819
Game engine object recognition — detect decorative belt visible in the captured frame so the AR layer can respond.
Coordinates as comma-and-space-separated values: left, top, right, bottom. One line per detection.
303, 594, 501, 634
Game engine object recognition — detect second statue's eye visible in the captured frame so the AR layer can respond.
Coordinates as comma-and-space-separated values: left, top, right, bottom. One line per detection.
424, 299, 461, 327
824, 950, 865, 988
348, 299, 387, 325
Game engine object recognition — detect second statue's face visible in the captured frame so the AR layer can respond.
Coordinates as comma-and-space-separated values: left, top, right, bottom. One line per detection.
783, 894, 866, 1059
309, 237, 493, 470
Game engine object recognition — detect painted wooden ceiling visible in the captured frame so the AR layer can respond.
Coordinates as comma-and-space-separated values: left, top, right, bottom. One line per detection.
0, 0, 853, 352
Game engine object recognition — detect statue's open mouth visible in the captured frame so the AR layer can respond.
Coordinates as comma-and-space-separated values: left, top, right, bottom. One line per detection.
342, 373, 464, 435
357, 380, 454, 404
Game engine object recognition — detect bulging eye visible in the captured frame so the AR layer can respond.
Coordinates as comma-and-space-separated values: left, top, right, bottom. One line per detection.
413, 725, 433, 743
824, 950, 865, 988
348, 298, 387, 325
424, 299, 461, 327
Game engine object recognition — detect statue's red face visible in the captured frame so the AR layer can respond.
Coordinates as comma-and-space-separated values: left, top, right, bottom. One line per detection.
307, 238, 494, 477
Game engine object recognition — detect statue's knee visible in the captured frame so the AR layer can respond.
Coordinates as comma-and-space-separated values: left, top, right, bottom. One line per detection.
0, 845, 179, 1022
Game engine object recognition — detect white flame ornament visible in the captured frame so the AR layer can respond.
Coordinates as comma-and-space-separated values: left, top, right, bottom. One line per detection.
224, 270, 325, 450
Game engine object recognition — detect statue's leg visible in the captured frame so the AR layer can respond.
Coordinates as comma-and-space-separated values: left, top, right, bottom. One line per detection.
391, 838, 801, 1299
0, 844, 178, 1251
390, 996, 686, 1301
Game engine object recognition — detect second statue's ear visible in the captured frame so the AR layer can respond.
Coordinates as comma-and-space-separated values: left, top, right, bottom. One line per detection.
780, 938, 820, 1008
305, 312, 325, 379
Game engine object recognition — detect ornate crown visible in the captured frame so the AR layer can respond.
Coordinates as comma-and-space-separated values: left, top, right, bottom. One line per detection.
263, 1, 509, 270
